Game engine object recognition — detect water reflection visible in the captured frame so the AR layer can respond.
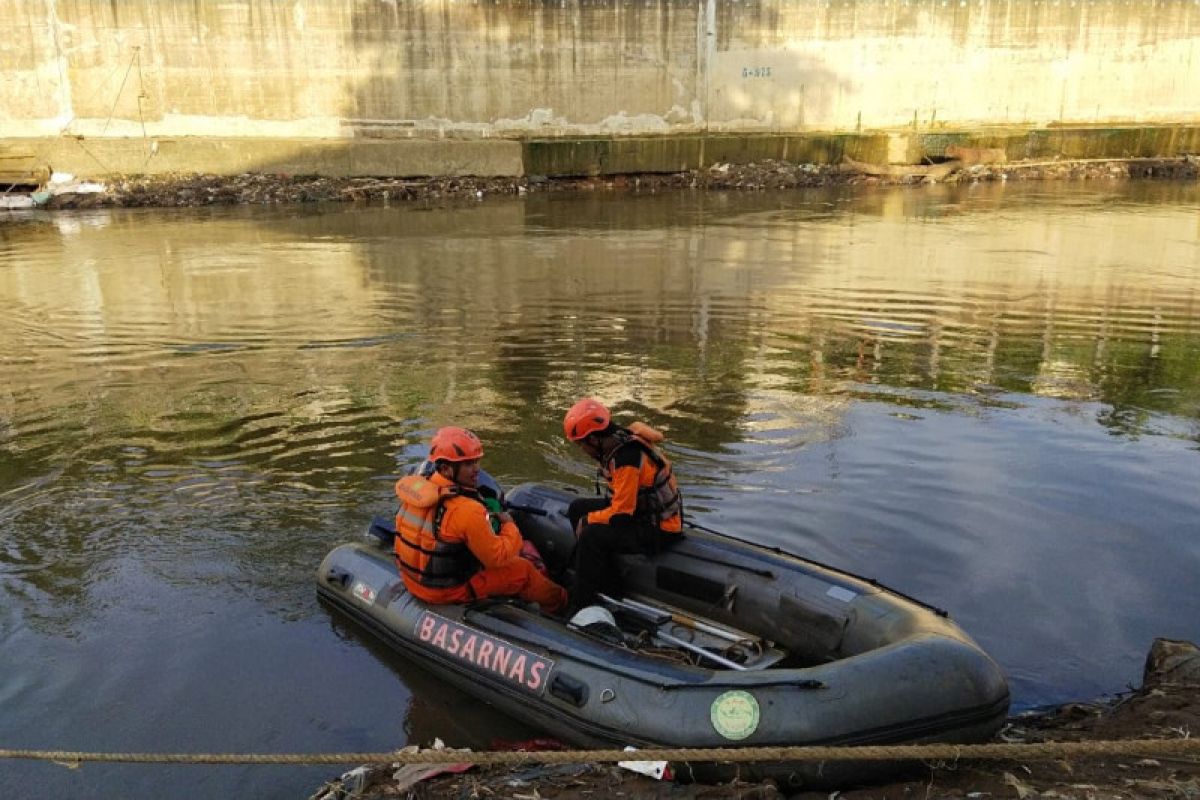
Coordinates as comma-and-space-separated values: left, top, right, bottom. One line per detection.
0, 182, 1198, 797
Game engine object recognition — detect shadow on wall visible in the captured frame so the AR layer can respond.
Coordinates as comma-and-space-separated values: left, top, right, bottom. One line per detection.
343, 1, 706, 139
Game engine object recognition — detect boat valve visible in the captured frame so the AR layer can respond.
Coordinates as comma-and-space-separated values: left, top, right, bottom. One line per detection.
325, 567, 352, 588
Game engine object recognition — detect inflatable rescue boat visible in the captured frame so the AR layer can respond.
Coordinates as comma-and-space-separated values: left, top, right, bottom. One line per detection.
316, 482, 1010, 786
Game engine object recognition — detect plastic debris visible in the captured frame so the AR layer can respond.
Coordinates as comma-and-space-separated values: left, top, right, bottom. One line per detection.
1003, 771, 1035, 799
54, 181, 106, 195
617, 745, 673, 781
0, 195, 35, 210
339, 765, 372, 795
391, 761, 473, 793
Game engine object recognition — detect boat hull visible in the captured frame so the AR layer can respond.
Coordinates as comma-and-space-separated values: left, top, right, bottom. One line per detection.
317, 485, 1009, 786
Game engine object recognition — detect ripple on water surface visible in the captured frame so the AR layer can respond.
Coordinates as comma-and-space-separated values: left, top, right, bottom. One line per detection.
0, 184, 1198, 798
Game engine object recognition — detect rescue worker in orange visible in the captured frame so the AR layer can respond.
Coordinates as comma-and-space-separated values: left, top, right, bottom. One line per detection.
562, 398, 684, 610
393, 427, 567, 615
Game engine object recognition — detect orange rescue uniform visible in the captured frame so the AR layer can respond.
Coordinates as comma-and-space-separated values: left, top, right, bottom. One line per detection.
394, 471, 566, 613
585, 423, 683, 534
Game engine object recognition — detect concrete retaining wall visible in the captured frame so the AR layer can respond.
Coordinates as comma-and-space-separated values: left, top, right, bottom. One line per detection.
2, 1, 1198, 176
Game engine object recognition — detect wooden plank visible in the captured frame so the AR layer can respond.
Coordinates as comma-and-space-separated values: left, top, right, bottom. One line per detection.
0, 150, 51, 186
840, 157, 961, 180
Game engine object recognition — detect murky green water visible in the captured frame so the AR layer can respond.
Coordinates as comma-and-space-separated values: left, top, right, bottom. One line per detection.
2, 182, 1199, 798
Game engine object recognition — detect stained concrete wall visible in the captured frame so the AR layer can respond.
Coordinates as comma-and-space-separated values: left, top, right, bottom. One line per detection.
0, 0, 705, 139
1, 1, 1198, 176
707, 1, 1200, 131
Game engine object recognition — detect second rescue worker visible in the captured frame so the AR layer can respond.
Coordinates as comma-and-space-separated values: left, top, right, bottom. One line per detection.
393, 427, 567, 615
562, 398, 684, 611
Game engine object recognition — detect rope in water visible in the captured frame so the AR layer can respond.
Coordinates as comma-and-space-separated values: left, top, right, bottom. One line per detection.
2, 737, 1198, 766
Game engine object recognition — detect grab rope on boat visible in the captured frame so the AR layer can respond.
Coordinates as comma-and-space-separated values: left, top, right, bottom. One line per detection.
1, 737, 1198, 766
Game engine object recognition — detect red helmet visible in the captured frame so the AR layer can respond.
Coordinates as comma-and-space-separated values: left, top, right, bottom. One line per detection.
563, 398, 611, 441
429, 427, 484, 462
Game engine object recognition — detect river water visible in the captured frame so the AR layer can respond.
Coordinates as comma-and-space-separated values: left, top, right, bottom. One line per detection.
1, 182, 1198, 798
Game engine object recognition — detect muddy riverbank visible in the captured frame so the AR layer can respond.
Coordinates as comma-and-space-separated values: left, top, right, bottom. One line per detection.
311, 639, 1200, 800
16, 155, 1200, 211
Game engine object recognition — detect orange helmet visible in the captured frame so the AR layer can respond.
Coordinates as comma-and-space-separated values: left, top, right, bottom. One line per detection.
429, 427, 484, 463
563, 398, 611, 441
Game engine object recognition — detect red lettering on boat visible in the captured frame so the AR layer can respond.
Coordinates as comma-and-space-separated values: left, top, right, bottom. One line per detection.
431, 623, 448, 648
418, 615, 436, 642
527, 660, 546, 691
491, 645, 511, 674
459, 634, 477, 661
508, 654, 528, 684
412, 611, 554, 695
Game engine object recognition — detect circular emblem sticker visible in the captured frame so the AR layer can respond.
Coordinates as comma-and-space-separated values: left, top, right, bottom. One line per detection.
710, 690, 760, 740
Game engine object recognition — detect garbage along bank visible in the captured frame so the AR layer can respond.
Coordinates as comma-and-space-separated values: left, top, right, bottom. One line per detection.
311, 639, 1200, 799
4, 125, 1200, 190
3, 154, 1198, 213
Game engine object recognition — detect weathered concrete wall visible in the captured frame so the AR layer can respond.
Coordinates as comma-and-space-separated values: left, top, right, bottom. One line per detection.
11, 126, 1199, 180
3, 0, 1199, 140
0, 0, 704, 139
707, 1, 1200, 131
2, 1, 1198, 176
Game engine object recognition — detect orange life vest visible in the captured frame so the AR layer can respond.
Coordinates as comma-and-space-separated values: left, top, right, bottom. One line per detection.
599, 423, 684, 526
393, 474, 481, 589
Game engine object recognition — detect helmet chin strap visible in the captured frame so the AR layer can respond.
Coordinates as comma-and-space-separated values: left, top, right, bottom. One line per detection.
446, 461, 475, 488
435, 461, 460, 483
583, 432, 606, 453
592, 430, 621, 461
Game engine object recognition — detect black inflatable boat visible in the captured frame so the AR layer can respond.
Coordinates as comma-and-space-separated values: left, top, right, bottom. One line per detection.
317, 482, 1010, 785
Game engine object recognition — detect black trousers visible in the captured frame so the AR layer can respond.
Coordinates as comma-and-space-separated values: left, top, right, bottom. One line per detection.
567, 497, 679, 610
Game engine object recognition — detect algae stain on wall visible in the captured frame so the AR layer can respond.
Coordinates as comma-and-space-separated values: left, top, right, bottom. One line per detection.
343, 0, 702, 137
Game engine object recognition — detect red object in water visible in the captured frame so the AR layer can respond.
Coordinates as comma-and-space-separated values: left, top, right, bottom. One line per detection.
490, 737, 568, 752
